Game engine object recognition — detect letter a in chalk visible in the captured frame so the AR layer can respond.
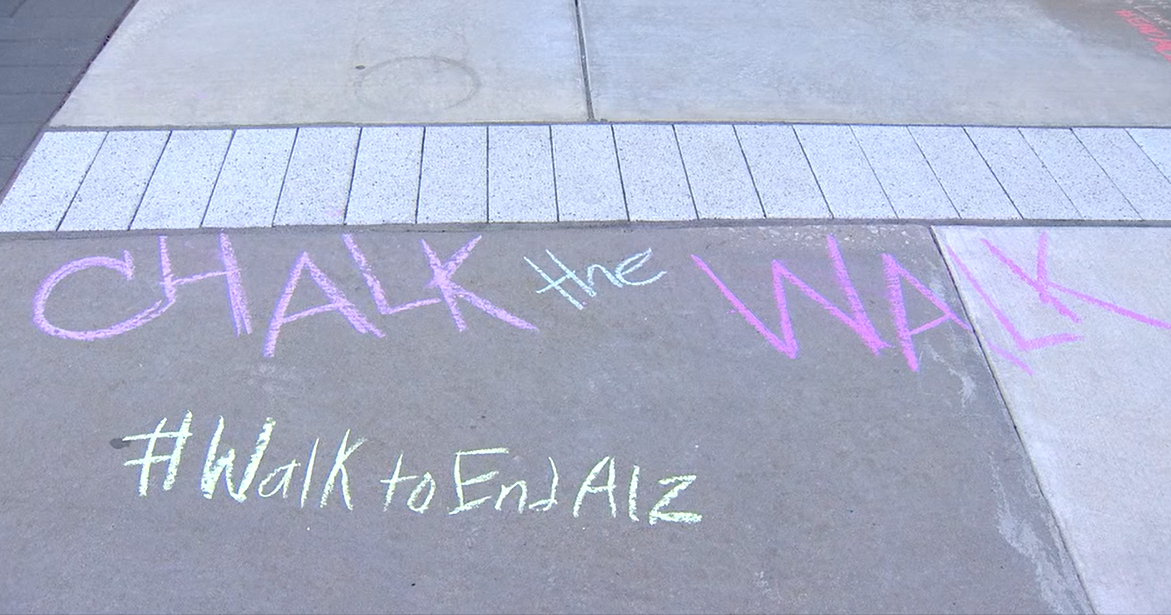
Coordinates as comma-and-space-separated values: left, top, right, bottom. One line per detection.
882, 253, 971, 372
264, 252, 385, 357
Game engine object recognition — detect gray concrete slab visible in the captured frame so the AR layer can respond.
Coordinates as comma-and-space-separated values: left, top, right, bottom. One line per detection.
852, 125, 957, 220
273, 127, 360, 227
612, 124, 694, 221
488, 125, 557, 223
417, 126, 487, 224
0, 225, 1086, 613
0, 93, 64, 124
131, 130, 232, 231
0, 130, 104, 231
1074, 128, 1171, 219
910, 127, 1019, 220
936, 226, 1171, 614
966, 127, 1081, 220
581, 0, 1171, 125
674, 124, 763, 220
794, 125, 892, 219
202, 129, 296, 229
59, 130, 168, 231
550, 124, 627, 222
52, 0, 587, 127
1019, 128, 1140, 221
345, 127, 423, 227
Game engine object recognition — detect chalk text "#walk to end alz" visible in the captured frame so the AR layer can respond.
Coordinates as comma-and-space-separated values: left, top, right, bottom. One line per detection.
120, 413, 703, 527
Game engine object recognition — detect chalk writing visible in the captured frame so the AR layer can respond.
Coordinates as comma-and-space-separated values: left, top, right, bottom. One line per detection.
1116, 9, 1171, 63
525, 248, 666, 310
947, 231, 1171, 375
120, 413, 702, 526
692, 234, 969, 372
35, 234, 537, 357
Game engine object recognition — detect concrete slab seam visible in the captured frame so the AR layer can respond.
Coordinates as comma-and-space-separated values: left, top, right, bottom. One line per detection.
1017, 128, 1087, 220
962, 127, 1024, 219
53, 130, 106, 231
126, 129, 172, 230
269, 127, 300, 227
924, 226, 1098, 612
412, 127, 426, 224
547, 125, 560, 223
851, 125, 899, 220
670, 125, 699, 220
1071, 129, 1147, 220
792, 125, 834, 220
198, 129, 236, 228
340, 127, 363, 224
1125, 129, 1171, 186
731, 125, 767, 219
610, 124, 630, 221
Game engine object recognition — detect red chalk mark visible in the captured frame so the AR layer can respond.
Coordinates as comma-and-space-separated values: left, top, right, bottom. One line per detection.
420, 236, 537, 332
264, 252, 385, 358
691, 234, 889, 360
1116, 9, 1171, 63
882, 253, 971, 372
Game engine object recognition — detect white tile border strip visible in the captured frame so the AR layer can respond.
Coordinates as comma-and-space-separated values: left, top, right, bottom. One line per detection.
6, 123, 1171, 232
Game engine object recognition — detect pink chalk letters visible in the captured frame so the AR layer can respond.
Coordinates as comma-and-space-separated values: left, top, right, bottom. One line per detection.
947, 231, 1171, 374
692, 234, 969, 372
34, 234, 537, 357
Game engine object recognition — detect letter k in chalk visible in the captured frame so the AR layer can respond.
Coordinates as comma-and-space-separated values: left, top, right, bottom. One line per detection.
420, 236, 538, 332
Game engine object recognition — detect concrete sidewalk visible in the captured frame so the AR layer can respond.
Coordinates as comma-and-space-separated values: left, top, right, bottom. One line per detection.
3, 0, 1171, 613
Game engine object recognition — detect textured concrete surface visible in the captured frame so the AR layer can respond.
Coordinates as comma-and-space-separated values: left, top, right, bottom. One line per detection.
0, 0, 135, 191
937, 226, 1171, 614
51, 0, 587, 126
581, 0, 1171, 124
0, 225, 1087, 613
9, 124, 1171, 229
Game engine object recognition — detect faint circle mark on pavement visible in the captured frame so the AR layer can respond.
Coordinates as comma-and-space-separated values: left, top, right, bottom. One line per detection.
355, 55, 481, 114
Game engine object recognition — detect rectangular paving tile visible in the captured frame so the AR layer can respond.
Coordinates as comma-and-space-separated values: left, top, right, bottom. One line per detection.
273, 127, 359, 227
733, 124, 828, 218
202, 128, 296, 228
612, 124, 694, 221
58, 131, 167, 231
0, 130, 103, 231
1127, 128, 1171, 184
550, 124, 626, 222
937, 226, 1171, 614
674, 124, 762, 219
852, 125, 956, 219
0, 225, 1087, 613
1074, 128, 1171, 220
1019, 128, 1139, 221
910, 126, 1018, 220
132, 129, 231, 230
966, 127, 1080, 220
417, 126, 487, 224
488, 125, 556, 223
345, 126, 422, 226
794, 124, 893, 218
